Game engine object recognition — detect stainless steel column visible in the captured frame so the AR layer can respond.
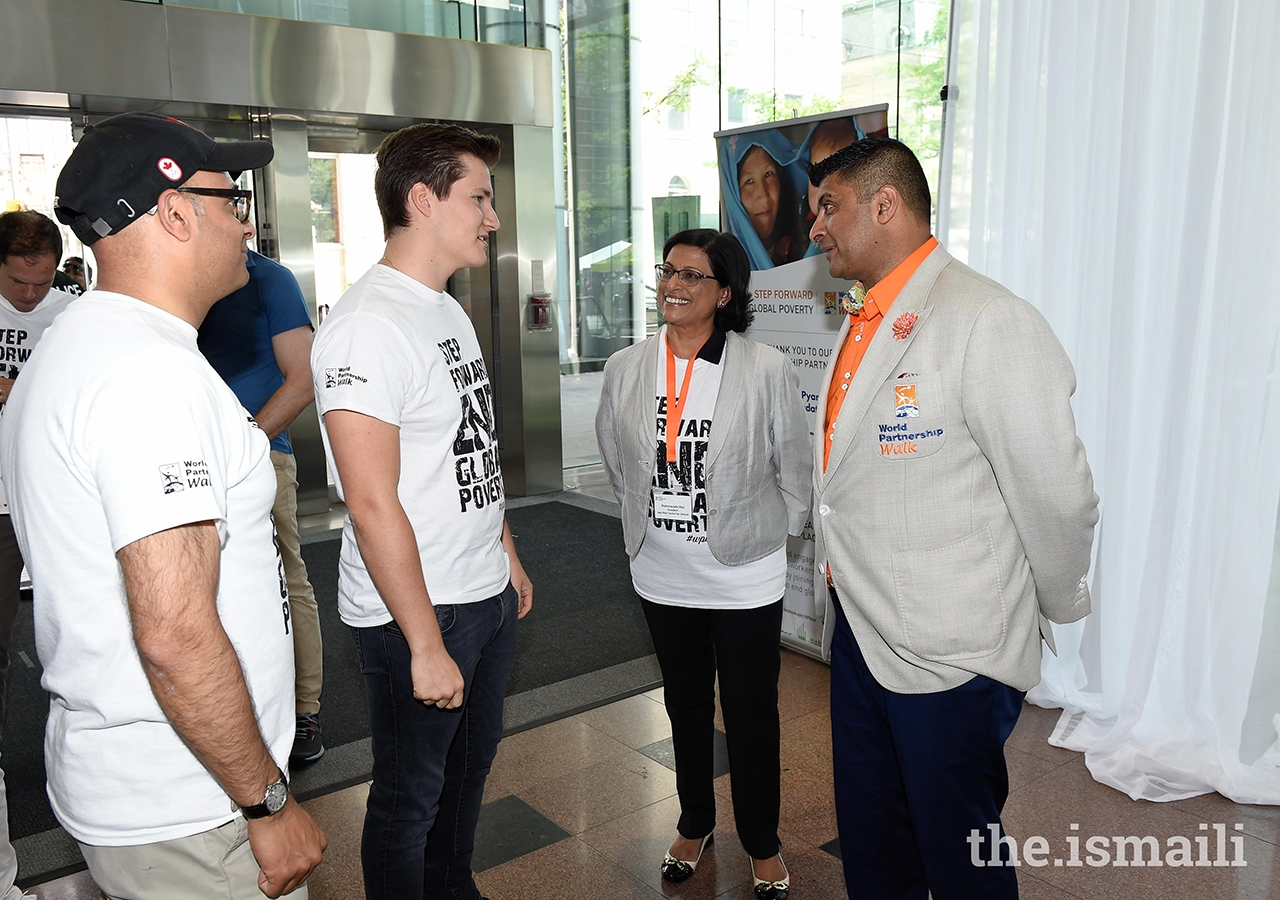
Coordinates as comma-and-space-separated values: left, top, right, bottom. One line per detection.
508, 124, 562, 494
471, 123, 562, 497
255, 114, 330, 515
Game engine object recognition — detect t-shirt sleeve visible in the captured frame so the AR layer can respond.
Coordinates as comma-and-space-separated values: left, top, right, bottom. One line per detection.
312, 310, 415, 428
260, 264, 314, 337
85, 361, 232, 553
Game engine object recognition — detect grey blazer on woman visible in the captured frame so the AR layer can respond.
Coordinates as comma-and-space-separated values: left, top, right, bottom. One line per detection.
595, 330, 812, 566
814, 245, 1099, 693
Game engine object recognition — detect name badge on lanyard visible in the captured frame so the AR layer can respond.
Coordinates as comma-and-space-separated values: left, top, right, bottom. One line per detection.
653, 489, 693, 519
655, 335, 697, 521
664, 337, 695, 463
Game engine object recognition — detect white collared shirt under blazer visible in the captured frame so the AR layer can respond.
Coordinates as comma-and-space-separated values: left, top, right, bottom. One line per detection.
814, 244, 1099, 694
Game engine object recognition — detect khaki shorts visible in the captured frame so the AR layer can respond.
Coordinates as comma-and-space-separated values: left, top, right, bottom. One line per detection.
80, 817, 308, 900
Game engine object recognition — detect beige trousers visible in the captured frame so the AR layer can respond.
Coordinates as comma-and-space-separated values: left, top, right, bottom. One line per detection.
80, 817, 309, 900
271, 450, 322, 715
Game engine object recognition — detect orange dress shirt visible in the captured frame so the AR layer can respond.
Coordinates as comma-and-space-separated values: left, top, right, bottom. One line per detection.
823, 236, 938, 471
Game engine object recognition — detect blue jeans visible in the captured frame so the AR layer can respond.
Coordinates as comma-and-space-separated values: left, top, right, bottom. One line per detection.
351, 583, 518, 900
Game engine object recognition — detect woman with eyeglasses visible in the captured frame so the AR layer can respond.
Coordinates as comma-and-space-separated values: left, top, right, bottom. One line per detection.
595, 228, 810, 900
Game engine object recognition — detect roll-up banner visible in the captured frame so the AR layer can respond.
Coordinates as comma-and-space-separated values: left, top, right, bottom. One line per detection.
715, 104, 890, 661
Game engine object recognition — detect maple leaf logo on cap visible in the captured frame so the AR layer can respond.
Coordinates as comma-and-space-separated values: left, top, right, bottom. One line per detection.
157, 157, 183, 182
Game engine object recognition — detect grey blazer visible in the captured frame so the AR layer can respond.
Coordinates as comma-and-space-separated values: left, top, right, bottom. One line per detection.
814, 245, 1099, 693
596, 330, 812, 565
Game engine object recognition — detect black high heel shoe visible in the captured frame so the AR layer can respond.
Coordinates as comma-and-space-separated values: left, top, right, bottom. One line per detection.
750, 853, 790, 900
660, 832, 713, 883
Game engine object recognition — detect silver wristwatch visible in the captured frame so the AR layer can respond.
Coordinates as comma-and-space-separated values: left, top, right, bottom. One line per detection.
239, 768, 289, 819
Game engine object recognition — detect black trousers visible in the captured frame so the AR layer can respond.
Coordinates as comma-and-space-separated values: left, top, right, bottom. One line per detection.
640, 597, 783, 860
831, 595, 1024, 899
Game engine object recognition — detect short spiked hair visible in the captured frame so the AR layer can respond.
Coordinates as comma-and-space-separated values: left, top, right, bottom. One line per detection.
808, 136, 932, 223
374, 123, 502, 238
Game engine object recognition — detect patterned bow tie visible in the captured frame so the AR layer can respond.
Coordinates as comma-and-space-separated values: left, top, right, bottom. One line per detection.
839, 283, 868, 316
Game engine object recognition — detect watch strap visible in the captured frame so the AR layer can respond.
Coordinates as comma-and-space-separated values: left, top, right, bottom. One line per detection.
239, 767, 289, 819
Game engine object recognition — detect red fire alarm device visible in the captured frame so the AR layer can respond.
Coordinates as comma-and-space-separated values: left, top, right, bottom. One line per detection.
528, 292, 552, 332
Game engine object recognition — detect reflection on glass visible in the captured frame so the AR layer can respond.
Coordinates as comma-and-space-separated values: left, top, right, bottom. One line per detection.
637, 1, 949, 287
477, 0, 528, 46
893, 2, 949, 201
0, 116, 93, 277
307, 152, 383, 324
165, 0, 487, 42
309, 156, 339, 245
566, 0, 635, 368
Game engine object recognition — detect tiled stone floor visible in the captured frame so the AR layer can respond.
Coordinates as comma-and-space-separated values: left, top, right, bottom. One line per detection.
23, 649, 1280, 899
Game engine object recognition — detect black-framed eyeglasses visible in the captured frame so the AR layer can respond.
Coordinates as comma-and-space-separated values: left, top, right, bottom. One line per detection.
176, 187, 253, 223
655, 264, 715, 286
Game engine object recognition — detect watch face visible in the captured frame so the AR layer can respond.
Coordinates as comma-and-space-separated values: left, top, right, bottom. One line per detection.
265, 781, 288, 814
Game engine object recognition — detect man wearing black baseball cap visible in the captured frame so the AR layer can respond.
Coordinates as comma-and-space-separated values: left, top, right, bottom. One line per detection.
0, 113, 326, 899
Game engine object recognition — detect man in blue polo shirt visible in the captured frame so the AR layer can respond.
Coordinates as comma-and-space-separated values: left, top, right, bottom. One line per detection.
199, 249, 325, 764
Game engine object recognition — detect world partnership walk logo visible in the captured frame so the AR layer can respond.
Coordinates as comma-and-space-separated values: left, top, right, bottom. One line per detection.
894, 383, 919, 418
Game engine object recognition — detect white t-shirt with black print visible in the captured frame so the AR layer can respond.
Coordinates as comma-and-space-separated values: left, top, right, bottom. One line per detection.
0, 290, 294, 845
312, 264, 509, 628
630, 327, 786, 609
0, 287, 75, 513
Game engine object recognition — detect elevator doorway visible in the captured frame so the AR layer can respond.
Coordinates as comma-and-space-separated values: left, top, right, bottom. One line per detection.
304, 131, 505, 439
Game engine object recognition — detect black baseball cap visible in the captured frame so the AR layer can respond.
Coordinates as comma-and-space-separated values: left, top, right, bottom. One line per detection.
54, 112, 274, 245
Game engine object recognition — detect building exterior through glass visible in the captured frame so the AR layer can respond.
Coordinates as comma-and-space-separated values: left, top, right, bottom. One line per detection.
123, 0, 948, 474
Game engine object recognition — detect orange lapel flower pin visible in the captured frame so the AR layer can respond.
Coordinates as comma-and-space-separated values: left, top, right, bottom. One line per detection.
892, 312, 919, 341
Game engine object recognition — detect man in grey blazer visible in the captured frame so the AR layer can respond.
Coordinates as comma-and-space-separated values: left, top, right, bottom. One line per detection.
808, 137, 1098, 898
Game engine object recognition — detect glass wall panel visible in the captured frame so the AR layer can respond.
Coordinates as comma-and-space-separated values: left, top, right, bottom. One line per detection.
575, 0, 948, 476
558, 0, 637, 472
168, 0, 482, 41
0, 116, 95, 283
477, 0, 529, 46
635, 0, 950, 299
150, 0, 948, 483
307, 151, 383, 323
564, 0, 636, 370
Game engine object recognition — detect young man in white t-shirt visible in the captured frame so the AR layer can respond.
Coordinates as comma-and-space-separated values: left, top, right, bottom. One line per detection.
0, 113, 326, 900
311, 123, 533, 900
0, 210, 74, 900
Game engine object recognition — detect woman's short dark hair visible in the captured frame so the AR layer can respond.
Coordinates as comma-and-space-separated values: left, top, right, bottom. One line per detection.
662, 228, 754, 333
374, 123, 502, 238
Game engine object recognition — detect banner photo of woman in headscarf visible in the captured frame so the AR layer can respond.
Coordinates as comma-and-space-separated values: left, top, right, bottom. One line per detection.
721, 129, 810, 270
715, 105, 890, 659
718, 106, 890, 271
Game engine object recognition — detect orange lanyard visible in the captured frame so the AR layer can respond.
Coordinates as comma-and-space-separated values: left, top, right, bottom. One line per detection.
664, 337, 696, 463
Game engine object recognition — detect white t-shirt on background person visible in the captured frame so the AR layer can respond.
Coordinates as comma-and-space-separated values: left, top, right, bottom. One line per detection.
0, 291, 294, 846
312, 264, 510, 628
0, 287, 75, 513
630, 328, 787, 609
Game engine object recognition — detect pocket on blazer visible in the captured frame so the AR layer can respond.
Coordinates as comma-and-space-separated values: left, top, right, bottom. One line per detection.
875, 372, 947, 460
891, 525, 1008, 660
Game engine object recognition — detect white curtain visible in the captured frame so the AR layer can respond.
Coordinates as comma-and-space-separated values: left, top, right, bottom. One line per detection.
938, 0, 1280, 803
